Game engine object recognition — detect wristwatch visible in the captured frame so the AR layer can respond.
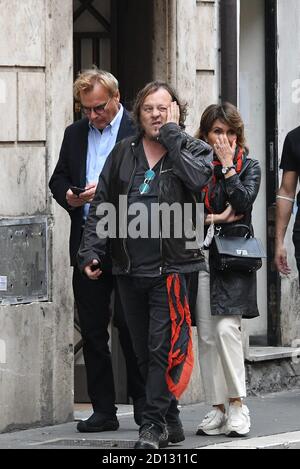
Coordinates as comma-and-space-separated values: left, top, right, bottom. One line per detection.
221, 165, 235, 175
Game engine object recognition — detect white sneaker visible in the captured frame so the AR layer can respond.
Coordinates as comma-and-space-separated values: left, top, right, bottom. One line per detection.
225, 403, 251, 437
196, 408, 227, 436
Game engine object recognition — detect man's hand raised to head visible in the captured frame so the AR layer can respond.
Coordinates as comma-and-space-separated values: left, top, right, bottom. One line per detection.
166, 101, 180, 126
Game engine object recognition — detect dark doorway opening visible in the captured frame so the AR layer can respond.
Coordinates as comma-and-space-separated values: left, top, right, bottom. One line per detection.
73, 0, 153, 117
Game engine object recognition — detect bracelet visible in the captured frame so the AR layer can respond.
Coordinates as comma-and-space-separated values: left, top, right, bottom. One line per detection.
276, 195, 295, 203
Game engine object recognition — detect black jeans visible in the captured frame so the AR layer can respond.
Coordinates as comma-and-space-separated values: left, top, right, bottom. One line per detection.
117, 275, 182, 430
73, 267, 144, 416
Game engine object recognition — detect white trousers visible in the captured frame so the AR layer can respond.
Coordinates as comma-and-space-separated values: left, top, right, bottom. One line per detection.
195, 259, 246, 405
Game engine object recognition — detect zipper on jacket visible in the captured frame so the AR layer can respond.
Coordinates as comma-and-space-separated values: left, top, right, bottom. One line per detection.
122, 142, 137, 274
158, 156, 165, 275
191, 192, 202, 253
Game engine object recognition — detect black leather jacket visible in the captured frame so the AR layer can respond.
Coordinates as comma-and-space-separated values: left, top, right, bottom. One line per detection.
208, 157, 262, 319
208, 158, 261, 235
78, 123, 213, 275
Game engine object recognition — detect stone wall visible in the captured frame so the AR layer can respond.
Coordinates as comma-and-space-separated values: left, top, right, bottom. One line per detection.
0, 0, 74, 431
246, 359, 300, 396
153, 0, 220, 135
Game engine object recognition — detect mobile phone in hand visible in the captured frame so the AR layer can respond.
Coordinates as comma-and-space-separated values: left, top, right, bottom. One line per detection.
70, 186, 86, 196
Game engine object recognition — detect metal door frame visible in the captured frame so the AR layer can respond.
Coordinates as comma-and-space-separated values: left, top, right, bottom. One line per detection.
265, 0, 281, 346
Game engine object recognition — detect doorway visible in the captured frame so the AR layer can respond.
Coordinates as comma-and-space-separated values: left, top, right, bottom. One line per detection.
239, 0, 268, 344
73, 0, 153, 114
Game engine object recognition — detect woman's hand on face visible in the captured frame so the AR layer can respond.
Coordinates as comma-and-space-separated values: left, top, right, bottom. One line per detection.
166, 101, 180, 125
214, 135, 236, 167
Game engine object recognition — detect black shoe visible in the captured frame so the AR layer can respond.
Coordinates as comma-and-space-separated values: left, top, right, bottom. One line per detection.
158, 426, 169, 448
135, 423, 164, 450
159, 423, 185, 448
168, 423, 185, 444
133, 396, 146, 426
77, 412, 119, 433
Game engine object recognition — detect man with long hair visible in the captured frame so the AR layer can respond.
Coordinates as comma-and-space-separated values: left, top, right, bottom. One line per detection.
78, 81, 213, 449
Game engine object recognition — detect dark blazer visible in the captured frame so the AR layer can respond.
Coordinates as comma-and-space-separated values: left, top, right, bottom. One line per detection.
49, 109, 135, 266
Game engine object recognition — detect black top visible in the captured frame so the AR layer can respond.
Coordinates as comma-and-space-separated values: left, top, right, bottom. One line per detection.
280, 126, 300, 213
126, 141, 163, 277
280, 126, 300, 174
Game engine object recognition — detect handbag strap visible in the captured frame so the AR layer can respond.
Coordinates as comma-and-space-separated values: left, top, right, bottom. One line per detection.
216, 224, 252, 238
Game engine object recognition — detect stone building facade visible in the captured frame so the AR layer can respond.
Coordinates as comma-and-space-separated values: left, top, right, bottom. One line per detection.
0, 0, 300, 430
0, 1, 74, 432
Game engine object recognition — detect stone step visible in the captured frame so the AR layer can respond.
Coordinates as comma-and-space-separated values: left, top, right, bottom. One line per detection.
246, 346, 300, 363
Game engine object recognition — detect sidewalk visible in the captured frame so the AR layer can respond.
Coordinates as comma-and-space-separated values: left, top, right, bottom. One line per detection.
1, 390, 300, 449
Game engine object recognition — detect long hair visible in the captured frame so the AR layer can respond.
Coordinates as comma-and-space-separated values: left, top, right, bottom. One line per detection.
132, 81, 188, 134
196, 102, 248, 153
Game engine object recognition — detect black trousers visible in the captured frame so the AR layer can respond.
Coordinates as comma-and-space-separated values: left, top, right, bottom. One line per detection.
73, 267, 144, 416
117, 275, 182, 430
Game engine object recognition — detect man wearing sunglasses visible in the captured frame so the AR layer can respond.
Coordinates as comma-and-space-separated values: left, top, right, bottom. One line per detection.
78, 81, 213, 449
49, 68, 145, 433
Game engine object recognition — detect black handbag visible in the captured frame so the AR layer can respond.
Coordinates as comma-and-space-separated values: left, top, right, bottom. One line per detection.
211, 224, 266, 273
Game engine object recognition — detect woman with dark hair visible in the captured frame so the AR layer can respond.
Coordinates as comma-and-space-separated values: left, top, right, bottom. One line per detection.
195, 103, 261, 437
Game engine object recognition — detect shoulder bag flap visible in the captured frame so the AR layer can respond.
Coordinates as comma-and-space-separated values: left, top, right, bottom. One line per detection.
214, 236, 267, 259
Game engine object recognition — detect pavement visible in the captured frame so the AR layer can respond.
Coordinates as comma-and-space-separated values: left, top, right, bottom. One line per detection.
1, 389, 300, 450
